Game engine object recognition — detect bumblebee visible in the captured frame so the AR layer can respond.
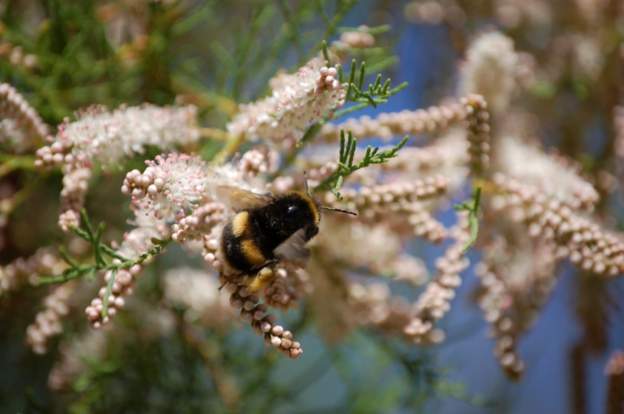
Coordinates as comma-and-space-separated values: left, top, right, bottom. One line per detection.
218, 184, 354, 291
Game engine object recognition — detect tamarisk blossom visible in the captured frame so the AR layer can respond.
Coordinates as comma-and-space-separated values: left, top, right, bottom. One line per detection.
476, 236, 561, 379
490, 174, 624, 276
35, 104, 200, 231
227, 56, 346, 149
122, 153, 213, 221
461, 31, 519, 113
26, 282, 77, 354
318, 98, 468, 142
317, 94, 490, 180
0, 247, 65, 296
496, 136, 599, 210
163, 267, 235, 326
468, 164, 614, 377
464, 94, 491, 176
0, 83, 49, 151
303, 129, 468, 202
349, 281, 435, 340
172, 202, 225, 244
310, 211, 469, 344
493, 0, 553, 28
220, 270, 304, 358
318, 216, 430, 285
237, 146, 280, 179
87, 152, 306, 359
404, 212, 471, 343
322, 176, 450, 241
334, 26, 376, 49
381, 131, 468, 176
84, 214, 166, 328
263, 262, 311, 309
452, 29, 624, 379
86, 153, 215, 328
37, 104, 199, 167
404, 1, 466, 26
341, 215, 469, 344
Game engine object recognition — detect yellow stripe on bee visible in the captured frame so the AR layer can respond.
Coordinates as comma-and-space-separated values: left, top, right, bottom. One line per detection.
232, 211, 249, 237
294, 191, 320, 224
241, 239, 266, 265
248, 268, 275, 293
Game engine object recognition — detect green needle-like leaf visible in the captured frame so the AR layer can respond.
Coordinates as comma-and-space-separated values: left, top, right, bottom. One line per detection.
454, 187, 482, 252
315, 132, 410, 197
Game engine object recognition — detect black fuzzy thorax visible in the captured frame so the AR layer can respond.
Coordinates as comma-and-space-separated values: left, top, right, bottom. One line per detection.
249, 194, 317, 257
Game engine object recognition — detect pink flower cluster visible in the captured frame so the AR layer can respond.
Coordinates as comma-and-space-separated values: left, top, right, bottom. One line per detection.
227, 56, 346, 148
35, 104, 200, 230
220, 272, 303, 358
26, 283, 76, 354
491, 174, 624, 276
85, 266, 141, 328
0, 83, 49, 151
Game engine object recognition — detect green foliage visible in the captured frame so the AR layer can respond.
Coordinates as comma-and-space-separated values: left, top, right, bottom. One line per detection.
454, 187, 482, 252
200, 0, 358, 101
315, 130, 409, 197
0, 1, 180, 123
37, 209, 169, 300
336, 58, 408, 117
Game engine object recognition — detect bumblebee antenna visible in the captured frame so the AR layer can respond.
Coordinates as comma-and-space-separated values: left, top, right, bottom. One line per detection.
320, 205, 358, 216
304, 171, 356, 216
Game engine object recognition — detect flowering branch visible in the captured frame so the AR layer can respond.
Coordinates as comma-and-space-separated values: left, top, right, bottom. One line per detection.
4, 3, 622, 397
0, 83, 50, 151
36, 210, 169, 287
276, 53, 407, 173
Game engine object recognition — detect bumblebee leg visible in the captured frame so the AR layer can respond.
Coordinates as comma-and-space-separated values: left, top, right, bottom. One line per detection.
247, 264, 277, 293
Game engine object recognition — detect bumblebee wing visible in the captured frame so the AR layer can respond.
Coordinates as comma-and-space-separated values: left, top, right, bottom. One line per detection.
274, 229, 310, 263
216, 185, 273, 211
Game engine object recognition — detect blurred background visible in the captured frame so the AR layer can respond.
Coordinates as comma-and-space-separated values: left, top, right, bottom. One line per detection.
1, 1, 624, 413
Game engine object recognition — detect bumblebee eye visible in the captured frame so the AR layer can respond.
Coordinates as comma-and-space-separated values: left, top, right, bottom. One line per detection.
287, 205, 298, 215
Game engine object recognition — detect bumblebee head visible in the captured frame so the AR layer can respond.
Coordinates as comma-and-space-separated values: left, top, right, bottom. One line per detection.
263, 175, 358, 241
277, 192, 321, 236
302, 173, 358, 217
